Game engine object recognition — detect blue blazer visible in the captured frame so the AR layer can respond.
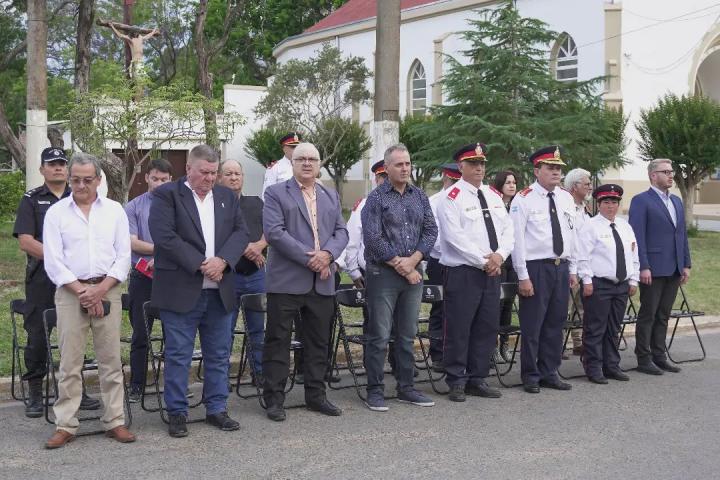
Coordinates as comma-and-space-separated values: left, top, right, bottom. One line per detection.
149, 177, 249, 313
628, 188, 691, 277
263, 179, 348, 296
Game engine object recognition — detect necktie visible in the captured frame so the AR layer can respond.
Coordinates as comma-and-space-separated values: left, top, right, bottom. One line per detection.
547, 192, 563, 257
610, 223, 627, 282
477, 189, 499, 251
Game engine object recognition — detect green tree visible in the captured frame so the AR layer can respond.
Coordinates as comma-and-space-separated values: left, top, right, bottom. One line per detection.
399, 114, 448, 189
636, 93, 720, 228
244, 125, 286, 168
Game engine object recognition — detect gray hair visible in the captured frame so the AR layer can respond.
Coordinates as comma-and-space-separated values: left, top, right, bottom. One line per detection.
68, 152, 101, 177
188, 144, 219, 164
648, 158, 672, 173
563, 168, 591, 190
384, 143, 410, 164
291, 142, 320, 161
220, 158, 243, 173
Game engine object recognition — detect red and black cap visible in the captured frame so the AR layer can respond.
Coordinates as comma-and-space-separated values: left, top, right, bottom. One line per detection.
441, 163, 461, 180
529, 145, 566, 167
371, 160, 386, 175
41, 147, 68, 163
593, 183, 623, 201
453, 143, 487, 162
279, 132, 302, 146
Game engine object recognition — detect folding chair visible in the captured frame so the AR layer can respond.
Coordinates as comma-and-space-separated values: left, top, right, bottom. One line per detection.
666, 285, 706, 364
10, 299, 28, 402
617, 295, 640, 372
141, 301, 204, 423
491, 282, 523, 388
330, 287, 371, 399
42, 308, 132, 435
238, 293, 305, 409
416, 285, 448, 394
558, 289, 586, 380
229, 312, 253, 396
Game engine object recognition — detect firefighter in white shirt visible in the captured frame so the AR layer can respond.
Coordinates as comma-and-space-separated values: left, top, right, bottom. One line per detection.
436, 143, 514, 402
261, 132, 301, 199
510, 145, 578, 394
577, 184, 639, 384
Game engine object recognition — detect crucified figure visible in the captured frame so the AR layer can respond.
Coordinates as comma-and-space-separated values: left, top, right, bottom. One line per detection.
108, 22, 160, 78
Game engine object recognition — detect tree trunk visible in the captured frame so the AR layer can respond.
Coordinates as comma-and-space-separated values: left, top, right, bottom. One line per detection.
75, 0, 95, 94
0, 101, 26, 168
99, 152, 128, 203
333, 173, 344, 205
194, 0, 219, 148
678, 177, 697, 230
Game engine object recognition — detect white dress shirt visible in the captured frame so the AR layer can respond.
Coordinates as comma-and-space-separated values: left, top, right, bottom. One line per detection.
428, 188, 448, 260
261, 156, 293, 200
577, 214, 640, 286
651, 185, 677, 226
574, 202, 591, 232
337, 197, 365, 280
185, 182, 218, 289
510, 181, 577, 280
437, 179, 514, 269
43, 194, 131, 287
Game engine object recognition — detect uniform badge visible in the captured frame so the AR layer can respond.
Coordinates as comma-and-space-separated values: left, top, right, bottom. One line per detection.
475, 143, 483, 156
447, 187, 460, 200
554, 147, 561, 159
564, 211, 573, 230
293, 133, 299, 143
519, 187, 532, 197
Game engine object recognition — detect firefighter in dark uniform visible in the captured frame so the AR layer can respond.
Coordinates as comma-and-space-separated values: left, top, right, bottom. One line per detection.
577, 184, 639, 383
13, 147, 100, 417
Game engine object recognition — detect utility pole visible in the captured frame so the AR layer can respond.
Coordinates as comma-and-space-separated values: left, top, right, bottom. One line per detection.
373, 0, 400, 174
25, 0, 48, 189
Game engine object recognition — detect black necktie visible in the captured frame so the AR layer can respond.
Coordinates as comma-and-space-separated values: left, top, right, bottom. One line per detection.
610, 223, 627, 281
477, 189, 499, 251
547, 192, 563, 257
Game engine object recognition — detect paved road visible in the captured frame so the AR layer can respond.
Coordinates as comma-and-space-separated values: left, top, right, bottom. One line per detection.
1, 329, 718, 480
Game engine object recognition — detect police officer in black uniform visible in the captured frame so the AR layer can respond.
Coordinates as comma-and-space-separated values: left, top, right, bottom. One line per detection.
13, 147, 100, 417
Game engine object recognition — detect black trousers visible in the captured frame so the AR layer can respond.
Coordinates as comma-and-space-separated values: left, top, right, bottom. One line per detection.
263, 290, 334, 406
426, 257, 445, 363
443, 265, 501, 386
128, 270, 154, 389
635, 274, 681, 363
499, 262, 518, 343
22, 272, 56, 380
581, 278, 629, 377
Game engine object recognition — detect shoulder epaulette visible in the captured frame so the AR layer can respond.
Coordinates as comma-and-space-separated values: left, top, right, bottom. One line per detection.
352, 198, 364, 211
519, 187, 532, 197
24, 186, 43, 197
489, 185, 502, 197
447, 187, 460, 200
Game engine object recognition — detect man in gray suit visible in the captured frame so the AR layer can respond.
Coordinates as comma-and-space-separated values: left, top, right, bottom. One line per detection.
262, 142, 349, 421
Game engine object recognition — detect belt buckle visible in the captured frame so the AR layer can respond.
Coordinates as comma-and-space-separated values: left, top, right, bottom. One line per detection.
554, 258, 561, 266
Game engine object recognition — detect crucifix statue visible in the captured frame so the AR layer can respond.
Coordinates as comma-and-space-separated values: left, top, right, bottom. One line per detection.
97, 19, 160, 80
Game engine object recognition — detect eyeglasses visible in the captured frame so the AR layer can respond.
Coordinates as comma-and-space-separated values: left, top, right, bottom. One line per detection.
578, 182, 592, 188
294, 157, 320, 164
69, 176, 97, 186
653, 169, 674, 176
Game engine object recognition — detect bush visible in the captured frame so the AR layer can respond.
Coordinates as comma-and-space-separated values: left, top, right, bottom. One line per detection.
244, 126, 287, 167
0, 170, 25, 220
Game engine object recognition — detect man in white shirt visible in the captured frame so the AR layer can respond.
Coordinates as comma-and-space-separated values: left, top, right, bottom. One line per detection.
261, 132, 301, 199
577, 184, 639, 383
510, 146, 578, 394
437, 143, 514, 402
42, 153, 134, 449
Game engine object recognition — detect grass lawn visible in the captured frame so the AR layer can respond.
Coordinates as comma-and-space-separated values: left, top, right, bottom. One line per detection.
0, 220, 716, 378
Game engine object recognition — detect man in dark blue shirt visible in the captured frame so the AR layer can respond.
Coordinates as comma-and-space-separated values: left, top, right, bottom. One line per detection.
361, 143, 437, 412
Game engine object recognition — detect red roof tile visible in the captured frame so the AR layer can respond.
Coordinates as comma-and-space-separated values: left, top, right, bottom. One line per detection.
305, 0, 441, 33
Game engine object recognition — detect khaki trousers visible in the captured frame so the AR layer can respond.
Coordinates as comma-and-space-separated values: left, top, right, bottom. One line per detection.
53, 284, 125, 434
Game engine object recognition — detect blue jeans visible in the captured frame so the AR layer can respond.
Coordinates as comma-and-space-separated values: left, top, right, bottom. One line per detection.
365, 263, 423, 394
161, 290, 233, 416
230, 269, 266, 375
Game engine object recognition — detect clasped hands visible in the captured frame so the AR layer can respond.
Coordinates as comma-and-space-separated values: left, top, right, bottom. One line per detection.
77, 284, 108, 318
201, 256, 227, 282
306, 250, 333, 280
243, 241, 266, 268
483, 253, 504, 277
388, 255, 422, 284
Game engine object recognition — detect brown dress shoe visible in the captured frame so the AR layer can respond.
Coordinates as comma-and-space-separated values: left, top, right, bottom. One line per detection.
45, 430, 76, 449
105, 425, 136, 443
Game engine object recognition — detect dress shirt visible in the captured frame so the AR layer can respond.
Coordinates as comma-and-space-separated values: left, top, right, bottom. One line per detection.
651, 185, 677, 226
298, 180, 321, 250
510, 181, 577, 280
428, 188, 447, 260
362, 181, 437, 265
185, 181, 217, 289
437, 179, 514, 269
573, 202, 591, 233
43, 194, 131, 287
124, 190, 154, 265
261, 156, 293, 200
340, 197, 366, 280
577, 214, 640, 286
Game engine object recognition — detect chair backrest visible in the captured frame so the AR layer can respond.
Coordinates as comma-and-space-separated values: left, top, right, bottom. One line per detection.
500, 282, 518, 301
10, 299, 25, 316
421, 284, 443, 303
121, 293, 130, 311
42, 308, 57, 337
335, 288, 365, 308
241, 293, 267, 314
143, 301, 161, 322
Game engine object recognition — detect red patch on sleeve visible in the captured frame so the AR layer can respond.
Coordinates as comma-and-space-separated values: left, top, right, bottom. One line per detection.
447, 187, 460, 200
489, 185, 502, 197
519, 187, 533, 197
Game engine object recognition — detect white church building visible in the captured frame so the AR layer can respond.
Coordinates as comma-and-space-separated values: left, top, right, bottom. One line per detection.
222, 0, 720, 206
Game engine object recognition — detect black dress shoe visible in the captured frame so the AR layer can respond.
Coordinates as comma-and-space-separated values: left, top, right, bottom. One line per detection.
603, 369, 630, 381
523, 384, 540, 394
168, 414, 188, 438
539, 379, 572, 391
465, 383, 502, 398
654, 360, 681, 373
206, 411, 240, 431
588, 375, 608, 384
636, 363, 664, 375
266, 404, 286, 422
307, 399, 342, 416
448, 385, 466, 402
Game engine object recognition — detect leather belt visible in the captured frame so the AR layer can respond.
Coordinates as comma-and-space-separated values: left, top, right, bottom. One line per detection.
78, 275, 106, 284
527, 258, 568, 266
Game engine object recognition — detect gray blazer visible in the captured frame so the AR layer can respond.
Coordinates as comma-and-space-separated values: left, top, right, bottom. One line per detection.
263, 179, 348, 295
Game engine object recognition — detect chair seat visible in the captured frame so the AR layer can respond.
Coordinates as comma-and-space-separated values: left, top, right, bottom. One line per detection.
498, 325, 520, 335
290, 340, 303, 350
671, 309, 705, 318
417, 331, 442, 341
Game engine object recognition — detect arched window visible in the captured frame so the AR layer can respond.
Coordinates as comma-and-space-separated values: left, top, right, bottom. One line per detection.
553, 33, 578, 82
408, 60, 427, 116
